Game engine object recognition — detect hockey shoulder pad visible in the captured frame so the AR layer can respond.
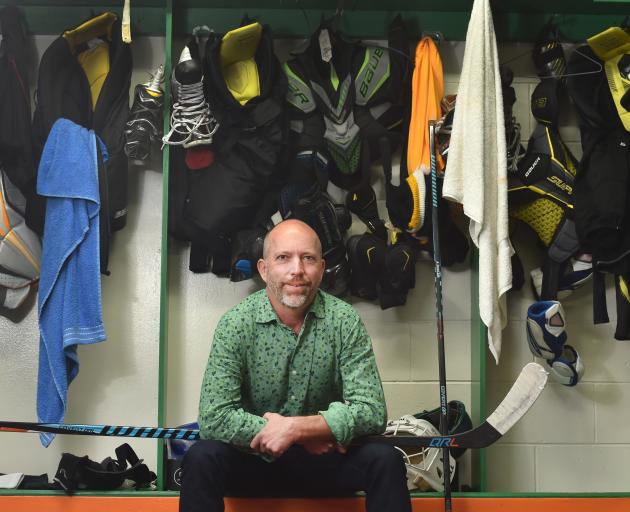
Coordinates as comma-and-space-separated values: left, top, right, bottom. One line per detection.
285, 61, 317, 116
0, 168, 41, 283
509, 122, 579, 253
511, 137, 575, 208
587, 27, 630, 131
355, 14, 408, 112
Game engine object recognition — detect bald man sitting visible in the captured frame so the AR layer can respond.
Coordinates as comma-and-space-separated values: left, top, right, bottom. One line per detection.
180, 220, 411, 512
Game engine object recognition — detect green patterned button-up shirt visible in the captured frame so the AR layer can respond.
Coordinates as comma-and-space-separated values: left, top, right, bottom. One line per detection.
198, 289, 387, 448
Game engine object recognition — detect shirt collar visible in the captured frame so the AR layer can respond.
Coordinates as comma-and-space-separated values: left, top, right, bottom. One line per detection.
255, 289, 326, 324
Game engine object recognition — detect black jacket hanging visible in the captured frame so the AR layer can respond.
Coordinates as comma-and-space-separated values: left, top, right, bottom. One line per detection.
0, 5, 36, 198
567, 43, 630, 338
30, 12, 132, 273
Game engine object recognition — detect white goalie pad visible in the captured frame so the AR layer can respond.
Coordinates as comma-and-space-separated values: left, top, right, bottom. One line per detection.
384, 415, 456, 491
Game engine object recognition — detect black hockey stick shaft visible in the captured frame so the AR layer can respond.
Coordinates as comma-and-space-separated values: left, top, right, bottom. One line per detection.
429, 119, 452, 512
0, 362, 548, 446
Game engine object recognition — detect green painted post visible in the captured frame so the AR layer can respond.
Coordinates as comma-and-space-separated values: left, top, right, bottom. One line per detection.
156, 0, 173, 492
470, 247, 487, 491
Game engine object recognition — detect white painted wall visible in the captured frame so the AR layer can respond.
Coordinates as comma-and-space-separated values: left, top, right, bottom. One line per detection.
0, 35, 165, 479
1, 33, 626, 495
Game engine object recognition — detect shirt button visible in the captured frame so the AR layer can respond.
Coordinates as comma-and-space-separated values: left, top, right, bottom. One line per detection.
292, 370, 297, 375
291, 395, 296, 400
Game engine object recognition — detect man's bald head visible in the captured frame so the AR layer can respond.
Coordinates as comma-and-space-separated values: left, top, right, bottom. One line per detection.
262, 220, 322, 261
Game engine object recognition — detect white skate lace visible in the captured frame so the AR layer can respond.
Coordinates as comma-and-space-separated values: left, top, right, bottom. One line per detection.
162, 78, 219, 148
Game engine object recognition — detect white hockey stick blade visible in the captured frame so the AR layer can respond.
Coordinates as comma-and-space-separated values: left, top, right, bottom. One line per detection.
485, 361, 548, 435
361, 362, 548, 449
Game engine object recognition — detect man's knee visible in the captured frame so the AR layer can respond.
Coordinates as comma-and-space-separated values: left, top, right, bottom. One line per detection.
182, 439, 231, 472
358, 443, 407, 475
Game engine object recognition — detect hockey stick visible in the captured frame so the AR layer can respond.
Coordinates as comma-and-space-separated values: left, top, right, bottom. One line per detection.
427, 118, 452, 511
0, 362, 547, 447
365, 361, 547, 448
0, 423, 201, 439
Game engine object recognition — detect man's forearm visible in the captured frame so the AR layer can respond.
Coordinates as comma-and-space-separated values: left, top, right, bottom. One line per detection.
291, 414, 336, 443
199, 407, 266, 448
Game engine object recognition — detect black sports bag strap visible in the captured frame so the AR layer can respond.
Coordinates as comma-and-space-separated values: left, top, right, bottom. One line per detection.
115, 442, 141, 467
113, 443, 156, 489
593, 270, 609, 325
53, 453, 90, 493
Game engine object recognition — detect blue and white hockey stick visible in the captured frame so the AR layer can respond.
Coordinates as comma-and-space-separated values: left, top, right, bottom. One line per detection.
1, 362, 547, 448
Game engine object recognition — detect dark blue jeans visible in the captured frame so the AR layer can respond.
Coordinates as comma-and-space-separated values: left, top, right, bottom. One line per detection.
179, 440, 412, 512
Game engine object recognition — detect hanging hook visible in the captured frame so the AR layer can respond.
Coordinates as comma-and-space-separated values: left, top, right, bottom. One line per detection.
293, 0, 312, 36
421, 31, 443, 47
332, 0, 345, 34
499, 47, 602, 80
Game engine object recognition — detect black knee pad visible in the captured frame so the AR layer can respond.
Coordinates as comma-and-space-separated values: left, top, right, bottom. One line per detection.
378, 241, 416, 310
346, 183, 387, 240
347, 233, 387, 300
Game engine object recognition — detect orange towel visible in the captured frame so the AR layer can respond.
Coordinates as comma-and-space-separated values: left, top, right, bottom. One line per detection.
407, 36, 444, 175
405, 36, 444, 231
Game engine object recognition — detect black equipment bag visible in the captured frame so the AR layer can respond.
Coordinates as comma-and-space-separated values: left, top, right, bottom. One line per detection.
53, 443, 156, 493
413, 400, 473, 459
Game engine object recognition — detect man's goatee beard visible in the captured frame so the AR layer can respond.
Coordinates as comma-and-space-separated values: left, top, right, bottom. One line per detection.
280, 293, 309, 308
268, 281, 311, 309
